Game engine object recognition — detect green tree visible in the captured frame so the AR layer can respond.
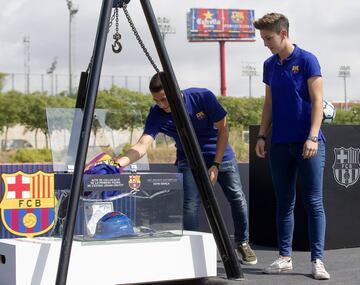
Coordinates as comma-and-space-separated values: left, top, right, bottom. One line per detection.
351, 105, 360, 124
100, 87, 152, 143
20, 93, 50, 148
0, 91, 23, 150
333, 105, 360, 124
45, 95, 76, 147
0, 73, 7, 92
109, 86, 153, 122
21, 93, 74, 148
219, 96, 264, 129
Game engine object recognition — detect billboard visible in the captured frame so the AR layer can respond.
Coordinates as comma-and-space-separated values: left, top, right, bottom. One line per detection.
187, 8, 255, 42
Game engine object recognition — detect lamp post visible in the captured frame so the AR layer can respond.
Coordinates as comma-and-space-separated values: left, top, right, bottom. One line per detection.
66, 0, 78, 96
242, 64, 257, 98
338, 66, 350, 110
156, 17, 175, 40
23, 36, 30, 95
47, 57, 58, 96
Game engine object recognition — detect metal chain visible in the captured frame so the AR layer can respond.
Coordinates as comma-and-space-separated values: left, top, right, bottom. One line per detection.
93, 8, 118, 70
111, 7, 122, 53
115, 7, 120, 36
122, 4, 160, 73
109, 8, 116, 30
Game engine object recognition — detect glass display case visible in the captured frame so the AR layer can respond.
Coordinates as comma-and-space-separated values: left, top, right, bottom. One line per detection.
53, 173, 183, 241
46, 107, 183, 242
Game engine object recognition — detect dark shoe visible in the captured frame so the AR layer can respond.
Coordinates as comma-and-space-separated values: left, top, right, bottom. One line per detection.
237, 241, 258, 265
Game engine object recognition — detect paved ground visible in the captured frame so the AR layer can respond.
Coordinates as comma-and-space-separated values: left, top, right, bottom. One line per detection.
136, 245, 360, 285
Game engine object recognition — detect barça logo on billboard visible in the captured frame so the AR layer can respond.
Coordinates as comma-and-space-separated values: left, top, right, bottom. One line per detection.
0, 171, 56, 237
333, 147, 360, 188
231, 11, 245, 23
129, 175, 141, 190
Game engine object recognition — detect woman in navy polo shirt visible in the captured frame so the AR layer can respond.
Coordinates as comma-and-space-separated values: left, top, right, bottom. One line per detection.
115, 72, 257, 265
254, 13, 330, 280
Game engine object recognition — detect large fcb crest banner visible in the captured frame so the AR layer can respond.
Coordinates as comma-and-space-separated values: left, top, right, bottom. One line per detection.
187, 8, 255, 42
0, 164, 56, 238
332, 147, 360, 188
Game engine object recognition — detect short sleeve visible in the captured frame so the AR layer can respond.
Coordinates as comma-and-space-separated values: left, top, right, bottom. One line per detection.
143, 106, 160, 138
304, 53, 322, 80
201, 89, 227, 123
263, 61, 270, 85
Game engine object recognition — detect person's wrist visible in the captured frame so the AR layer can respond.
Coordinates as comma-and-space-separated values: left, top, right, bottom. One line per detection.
257, 134, 266, 141
212, 161, 220, 170
307, 135, 318, 143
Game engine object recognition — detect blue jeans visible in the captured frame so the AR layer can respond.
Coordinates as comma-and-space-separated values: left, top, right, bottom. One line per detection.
269, 142, 326, 261
178, 158, 249, 244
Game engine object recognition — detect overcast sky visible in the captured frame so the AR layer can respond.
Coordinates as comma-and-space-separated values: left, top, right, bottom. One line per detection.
1, 0, 359, 102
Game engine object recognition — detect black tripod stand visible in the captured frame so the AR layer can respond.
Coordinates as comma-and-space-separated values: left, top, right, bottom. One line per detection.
55, 1, 244, 284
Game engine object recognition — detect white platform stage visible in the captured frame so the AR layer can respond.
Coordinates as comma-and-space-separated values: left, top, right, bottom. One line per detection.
0, 231, 217, 285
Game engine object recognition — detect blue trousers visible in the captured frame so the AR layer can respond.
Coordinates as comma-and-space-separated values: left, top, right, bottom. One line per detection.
178, 158, 249, 244
269, 142, 326, 261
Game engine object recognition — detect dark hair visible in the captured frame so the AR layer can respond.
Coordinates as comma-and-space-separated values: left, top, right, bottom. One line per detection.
149, 72, 165, 93
253, 13, 289, 34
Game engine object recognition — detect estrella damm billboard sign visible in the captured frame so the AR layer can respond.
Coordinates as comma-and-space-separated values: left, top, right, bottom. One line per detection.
187, 8, 255, 42
0, 171, 56, 238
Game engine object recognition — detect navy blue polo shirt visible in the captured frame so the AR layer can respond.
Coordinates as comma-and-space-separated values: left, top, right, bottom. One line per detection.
263, 45, 325, 143
143, 88, 235, 164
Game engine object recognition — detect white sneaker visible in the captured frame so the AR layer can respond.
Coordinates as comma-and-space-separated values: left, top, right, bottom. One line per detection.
263, 256, 293, 274
312, 259, 330, 280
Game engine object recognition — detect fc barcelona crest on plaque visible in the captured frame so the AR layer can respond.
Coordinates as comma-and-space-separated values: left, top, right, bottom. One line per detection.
0, 171, 56, 237
129, 175, 141, 190
333, 147, 360, 188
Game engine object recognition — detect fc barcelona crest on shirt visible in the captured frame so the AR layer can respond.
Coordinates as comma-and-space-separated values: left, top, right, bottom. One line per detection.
196, 111, 206, 120
129, 175, 141, 190
292, 65, 300, 74
333, 147, 360, 188
0, 171, 56, 238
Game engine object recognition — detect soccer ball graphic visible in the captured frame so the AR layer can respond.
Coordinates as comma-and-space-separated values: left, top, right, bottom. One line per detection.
323, 100, 336, 124
23, 213, 37, 228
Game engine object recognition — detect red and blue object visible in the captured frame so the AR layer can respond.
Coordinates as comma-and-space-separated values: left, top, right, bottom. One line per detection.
84, 156, 122, 199
94, 211, 134, 239
84, 152, 110, 171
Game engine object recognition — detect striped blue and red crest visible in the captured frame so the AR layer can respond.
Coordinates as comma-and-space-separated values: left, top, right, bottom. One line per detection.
129, 175, 141, 190
0, 171, 56, 238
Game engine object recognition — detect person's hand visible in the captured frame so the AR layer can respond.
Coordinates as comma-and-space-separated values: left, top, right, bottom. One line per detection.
112, 157, 124, 171
113, 157, 121, 166
255, 138, 267, 158
302, 140, 318, 159
208, 165, 219, 186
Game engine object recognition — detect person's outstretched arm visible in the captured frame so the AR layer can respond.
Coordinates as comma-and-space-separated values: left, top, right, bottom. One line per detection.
114, 134, 154, 167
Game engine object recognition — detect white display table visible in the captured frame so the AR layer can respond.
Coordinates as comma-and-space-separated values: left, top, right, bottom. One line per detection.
0, 231, 217, 285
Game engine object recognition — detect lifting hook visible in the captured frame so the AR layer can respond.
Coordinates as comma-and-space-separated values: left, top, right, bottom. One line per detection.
112, 40, 122, 53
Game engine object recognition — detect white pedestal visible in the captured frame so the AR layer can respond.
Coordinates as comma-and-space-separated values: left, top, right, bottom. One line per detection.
0, 231, 217, 285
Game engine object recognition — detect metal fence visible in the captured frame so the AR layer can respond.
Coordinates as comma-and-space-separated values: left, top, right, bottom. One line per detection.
1, 73, 152, 95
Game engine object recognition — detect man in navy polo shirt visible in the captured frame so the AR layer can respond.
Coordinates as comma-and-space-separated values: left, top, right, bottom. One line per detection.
115, 72, 257, 265
254, 13, 330, 279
